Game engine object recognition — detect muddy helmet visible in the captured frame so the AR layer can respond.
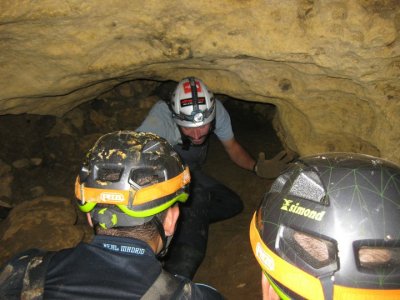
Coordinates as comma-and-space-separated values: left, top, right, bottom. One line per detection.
75, 131, 190, 228
170, 77, 216, 128
250, 152, 400, 300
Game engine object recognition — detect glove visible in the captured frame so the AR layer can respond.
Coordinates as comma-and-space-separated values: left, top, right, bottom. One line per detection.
254, 150, 297, 179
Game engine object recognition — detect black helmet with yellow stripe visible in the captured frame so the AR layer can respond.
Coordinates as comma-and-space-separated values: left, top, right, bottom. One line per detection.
250, 152, 400, 300
75, 131, 190, 229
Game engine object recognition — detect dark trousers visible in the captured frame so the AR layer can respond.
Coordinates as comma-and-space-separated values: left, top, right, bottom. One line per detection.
164, 167, 243, 279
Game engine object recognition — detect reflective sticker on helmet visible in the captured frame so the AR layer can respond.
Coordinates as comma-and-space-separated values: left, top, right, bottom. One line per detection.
183, 81, 202, 93
180, 97, 206, 107
280, 198, 326, 221
256, 242, 275, 271
100, 192, 125, 203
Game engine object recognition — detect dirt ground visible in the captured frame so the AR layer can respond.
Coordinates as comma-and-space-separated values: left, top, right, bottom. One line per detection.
0, 86, 282, 299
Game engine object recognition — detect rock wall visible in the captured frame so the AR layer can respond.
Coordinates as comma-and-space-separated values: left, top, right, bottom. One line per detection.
1, 0, 399, 163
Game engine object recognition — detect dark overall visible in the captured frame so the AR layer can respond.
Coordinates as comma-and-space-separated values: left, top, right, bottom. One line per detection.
163, 139, 243, 279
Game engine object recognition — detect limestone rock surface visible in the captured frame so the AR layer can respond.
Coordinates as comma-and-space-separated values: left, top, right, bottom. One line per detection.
0, 196, 88, 265
1, 0, 399, 163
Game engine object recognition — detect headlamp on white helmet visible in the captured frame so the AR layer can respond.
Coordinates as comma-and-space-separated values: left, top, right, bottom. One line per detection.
170, 77, 216, 128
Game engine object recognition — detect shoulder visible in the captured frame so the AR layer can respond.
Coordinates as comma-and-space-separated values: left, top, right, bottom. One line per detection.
139, 100, 172, 124
215, 99, 228, 113
149, 100, 170, 114
213, 99, 234, 141
136, 100, 180, 144
0, 249, 48, 299
215, 99, 231, 123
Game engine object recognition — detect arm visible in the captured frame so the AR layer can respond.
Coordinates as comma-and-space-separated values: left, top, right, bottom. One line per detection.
222, 138, 297, 179
221, 138, 256, 171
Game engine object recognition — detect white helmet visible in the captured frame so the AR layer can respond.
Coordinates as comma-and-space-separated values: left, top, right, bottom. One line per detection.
170, 77, 216, 128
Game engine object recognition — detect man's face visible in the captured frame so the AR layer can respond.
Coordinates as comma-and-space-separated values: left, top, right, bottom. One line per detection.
180, 123, 211, 145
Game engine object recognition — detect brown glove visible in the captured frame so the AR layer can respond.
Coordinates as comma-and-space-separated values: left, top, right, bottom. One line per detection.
254, 150, 297, 179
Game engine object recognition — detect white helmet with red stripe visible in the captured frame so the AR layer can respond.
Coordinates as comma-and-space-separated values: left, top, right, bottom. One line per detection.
170, 77, 216, 128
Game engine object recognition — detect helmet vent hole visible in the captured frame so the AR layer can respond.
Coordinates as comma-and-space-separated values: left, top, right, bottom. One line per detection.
279, 227, 338, 276
130, 168, 166, 187
97, 167, 123, 182
358, 246, 400, 271
288, 170, 327, 204
292, 231, 332, 266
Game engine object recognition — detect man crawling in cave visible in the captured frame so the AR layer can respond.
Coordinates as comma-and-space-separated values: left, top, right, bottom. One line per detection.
136, 76, 295, 279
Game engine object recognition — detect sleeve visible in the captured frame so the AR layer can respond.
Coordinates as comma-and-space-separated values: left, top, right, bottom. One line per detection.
136, 101, 181, 146
213, 100, 234, 142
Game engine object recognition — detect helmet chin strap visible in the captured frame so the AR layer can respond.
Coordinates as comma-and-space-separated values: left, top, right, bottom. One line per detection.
152, 216, 172, 258
320, 274, 334, 300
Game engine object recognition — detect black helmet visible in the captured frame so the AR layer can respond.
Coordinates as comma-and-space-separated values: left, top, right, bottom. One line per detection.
250, 152, 400, 299
75, 131, 190, 228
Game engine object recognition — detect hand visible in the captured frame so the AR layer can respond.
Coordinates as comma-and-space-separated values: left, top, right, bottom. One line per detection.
255, 150, 297, 179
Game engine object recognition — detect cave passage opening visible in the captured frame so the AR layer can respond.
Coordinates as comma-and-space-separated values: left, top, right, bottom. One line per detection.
0, 79, 282, 208
0, 78, 282, 299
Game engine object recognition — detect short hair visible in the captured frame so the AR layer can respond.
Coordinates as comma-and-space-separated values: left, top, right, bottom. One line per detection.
95, 209, 168, 244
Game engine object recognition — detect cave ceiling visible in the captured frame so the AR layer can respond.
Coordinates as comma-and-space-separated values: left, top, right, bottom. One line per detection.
1, 0, 399, 163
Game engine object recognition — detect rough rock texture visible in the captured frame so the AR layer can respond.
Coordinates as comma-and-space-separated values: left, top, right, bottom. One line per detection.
1, 0, 399, 163
0, 196, 89, 264
0, 95, 277, 298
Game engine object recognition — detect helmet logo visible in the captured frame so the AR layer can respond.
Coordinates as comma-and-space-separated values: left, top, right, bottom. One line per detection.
281, 198, 326, 221
256, 242, 274, 271
180, 97, 206, 107
100, 192, 125, 202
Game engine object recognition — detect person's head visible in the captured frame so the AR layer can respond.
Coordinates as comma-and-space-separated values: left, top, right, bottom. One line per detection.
250, 152, 400, 299
170, 77, 215, 145
75, 131, 190, 254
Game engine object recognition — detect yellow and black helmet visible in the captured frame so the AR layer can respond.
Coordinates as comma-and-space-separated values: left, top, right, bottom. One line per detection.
250, 152, 400, 300
75, 131, 190, 228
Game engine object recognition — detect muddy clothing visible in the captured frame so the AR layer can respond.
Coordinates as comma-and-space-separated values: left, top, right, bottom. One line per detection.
0, 236, 223, 300
137, 100, 243, 279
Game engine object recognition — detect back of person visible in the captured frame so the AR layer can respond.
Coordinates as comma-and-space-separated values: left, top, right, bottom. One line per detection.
0, 131, 223, 300
1, 238, 221, 299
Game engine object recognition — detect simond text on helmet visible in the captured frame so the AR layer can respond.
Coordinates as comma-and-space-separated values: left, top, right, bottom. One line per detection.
280, 199, 326, 221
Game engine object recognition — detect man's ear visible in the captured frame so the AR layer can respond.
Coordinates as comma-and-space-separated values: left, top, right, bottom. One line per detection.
163, 205, 180, 236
